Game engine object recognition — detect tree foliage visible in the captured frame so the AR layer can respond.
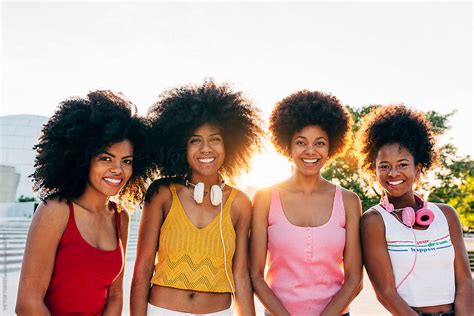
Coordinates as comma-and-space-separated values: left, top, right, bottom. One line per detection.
322, 105, 473, 229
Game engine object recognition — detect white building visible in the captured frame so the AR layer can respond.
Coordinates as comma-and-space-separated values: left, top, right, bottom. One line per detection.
0, 114, 48, 201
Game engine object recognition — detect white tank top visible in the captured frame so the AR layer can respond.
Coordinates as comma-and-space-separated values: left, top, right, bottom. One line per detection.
373, 202, 455, 307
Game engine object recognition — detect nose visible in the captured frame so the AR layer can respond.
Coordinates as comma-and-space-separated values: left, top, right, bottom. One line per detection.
110, 161, 123, 174
199, 140, 212, 153
387, 167, 399, 177
305, 144, 316, 154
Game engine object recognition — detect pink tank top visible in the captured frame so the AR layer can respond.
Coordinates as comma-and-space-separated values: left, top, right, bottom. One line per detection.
265, 186, 349, 315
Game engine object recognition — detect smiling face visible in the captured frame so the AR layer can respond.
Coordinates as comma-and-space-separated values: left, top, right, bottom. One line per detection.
186, 123, 225, 180
375, 143, 419, 199
290, 124, 329, 176
86, 139, 134, 198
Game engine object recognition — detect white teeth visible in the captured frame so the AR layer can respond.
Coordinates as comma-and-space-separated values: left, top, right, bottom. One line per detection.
198, 158, 215, 163
303, 158, 319, 163
388, 180, 404, 185
104, 178, 121, 184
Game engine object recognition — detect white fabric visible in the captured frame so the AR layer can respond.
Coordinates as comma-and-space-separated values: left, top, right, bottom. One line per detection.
373, 202, 455, 307
147, 304, 232, 316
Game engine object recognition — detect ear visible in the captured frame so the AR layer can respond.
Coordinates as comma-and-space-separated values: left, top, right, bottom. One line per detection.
415, 164, 422, 178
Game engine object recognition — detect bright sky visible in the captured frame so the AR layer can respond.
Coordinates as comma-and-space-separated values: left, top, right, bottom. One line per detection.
1, 1, 472, 188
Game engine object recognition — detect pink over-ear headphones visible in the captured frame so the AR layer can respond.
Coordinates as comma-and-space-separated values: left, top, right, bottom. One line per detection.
382, 193, 434, 227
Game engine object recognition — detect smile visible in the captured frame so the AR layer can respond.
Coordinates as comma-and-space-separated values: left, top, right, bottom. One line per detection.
387, 180, 404, 186
302, 158, 320, 164
198, 157, 215, 163
103, 177, 122, 185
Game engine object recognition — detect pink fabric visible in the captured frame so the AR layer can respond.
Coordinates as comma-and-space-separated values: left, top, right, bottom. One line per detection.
265, 186, 348, 315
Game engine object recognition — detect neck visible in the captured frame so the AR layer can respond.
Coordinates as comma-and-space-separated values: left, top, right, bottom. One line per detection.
289, 171, 326, 194
75, 187, 111, 213
385, 190, 418, 210
189, 173, 222, 190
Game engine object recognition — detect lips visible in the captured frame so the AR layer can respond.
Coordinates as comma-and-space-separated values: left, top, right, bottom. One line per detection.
387, 180, 405, 186
103, 177, 123, 186
198, 157, 215, 163
302, 158, 320, 164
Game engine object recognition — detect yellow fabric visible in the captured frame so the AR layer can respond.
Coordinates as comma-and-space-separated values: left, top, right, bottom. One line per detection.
151, 184, 236, 293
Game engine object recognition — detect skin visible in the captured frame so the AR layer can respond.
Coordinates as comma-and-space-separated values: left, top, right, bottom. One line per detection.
130, 123, 255, 315
250, 125, 363, 316
16, 140, 134, 315
361, 143, 473, 315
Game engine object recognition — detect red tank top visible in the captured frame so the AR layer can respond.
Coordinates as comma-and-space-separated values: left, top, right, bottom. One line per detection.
44, 202, 124, 315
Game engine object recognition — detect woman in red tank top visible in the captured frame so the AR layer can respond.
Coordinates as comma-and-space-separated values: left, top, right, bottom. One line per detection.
16, 91, 153, 315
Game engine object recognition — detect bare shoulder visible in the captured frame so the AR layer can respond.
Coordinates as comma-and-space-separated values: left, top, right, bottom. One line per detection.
434, 203, 462, 228
360, 208, 384, 229
340, 186, 362, 217
34, 198, 69, 224
434, 203, 458, 219
340, 187, 361, 204
145, 179, 173, 204
119, 207, 131, 225
233, 189, 252, 207
252, 186, 273, 204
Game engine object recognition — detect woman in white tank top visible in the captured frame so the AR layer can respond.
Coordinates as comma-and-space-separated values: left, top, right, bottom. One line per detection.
357, 105, 472, 315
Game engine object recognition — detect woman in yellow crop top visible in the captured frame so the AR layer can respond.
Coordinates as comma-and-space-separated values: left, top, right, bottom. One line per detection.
130, 80, 264, 316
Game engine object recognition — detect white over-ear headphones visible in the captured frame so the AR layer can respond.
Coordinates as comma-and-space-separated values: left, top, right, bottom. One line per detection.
186, 179, 224, 206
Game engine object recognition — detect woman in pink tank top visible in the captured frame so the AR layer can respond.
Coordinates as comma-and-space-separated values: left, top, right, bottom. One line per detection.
250, 91, 363, 315
16, 91, 153, 315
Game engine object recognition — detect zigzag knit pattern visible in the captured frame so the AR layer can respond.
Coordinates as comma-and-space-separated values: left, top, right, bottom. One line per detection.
151, 184, 236, 293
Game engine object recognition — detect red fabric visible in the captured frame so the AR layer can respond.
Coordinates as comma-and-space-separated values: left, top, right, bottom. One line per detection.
44, 202, 124, 315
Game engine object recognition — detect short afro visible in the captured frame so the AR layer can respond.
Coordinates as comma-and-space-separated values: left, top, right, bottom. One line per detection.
147, 80, 264, 180
357, 104, 437, 177
269, 90, 352, 159
32, 90, 153, 207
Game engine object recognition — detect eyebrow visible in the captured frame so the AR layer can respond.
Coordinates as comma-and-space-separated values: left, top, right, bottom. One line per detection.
96, 150, 133, 159
378, 158, 410, 164
190, 133, 222, 137
295, 136, 328, 141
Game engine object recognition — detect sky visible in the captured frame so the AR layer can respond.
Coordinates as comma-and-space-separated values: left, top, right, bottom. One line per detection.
1, 1, 472, 188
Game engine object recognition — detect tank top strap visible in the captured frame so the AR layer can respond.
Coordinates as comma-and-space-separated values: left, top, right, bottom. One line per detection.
223, 187, 238, 213
332, 186, 346, 227
111, 202, 121, 236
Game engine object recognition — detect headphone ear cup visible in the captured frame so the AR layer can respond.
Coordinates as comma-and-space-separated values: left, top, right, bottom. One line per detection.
210, 185, 222, 206
194, 182, 205, 204
402, 207, 416, 227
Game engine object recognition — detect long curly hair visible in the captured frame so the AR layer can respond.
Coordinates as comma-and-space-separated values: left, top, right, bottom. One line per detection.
269, 90, 352, 159
147, 80, 264, 182
356, 104, 438, 178
32, 90, 153, 208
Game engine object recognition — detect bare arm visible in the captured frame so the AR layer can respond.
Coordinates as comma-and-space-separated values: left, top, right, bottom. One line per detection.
438, 204, 473, 315
130, 183, 167, 316
103, 209, 130, 315
16, 200, 69, 315
250, 189, 290, 316
360, 210, 417, 316
320, 190, 363, 316
231, 191, 256, 316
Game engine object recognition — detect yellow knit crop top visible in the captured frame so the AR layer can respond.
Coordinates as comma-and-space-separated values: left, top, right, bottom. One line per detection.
151, 184, 236, 293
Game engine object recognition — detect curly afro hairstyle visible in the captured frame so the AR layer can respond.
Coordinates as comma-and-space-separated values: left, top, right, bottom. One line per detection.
357, 104, 438, 178
269, 90, 352, 159
32, 90, 153, 208
147, 80, 264, 181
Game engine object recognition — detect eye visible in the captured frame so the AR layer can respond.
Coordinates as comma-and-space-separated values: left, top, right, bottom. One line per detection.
295, 140, 305, 146
378, 164, 389, 170
99, 156, 112, 162
316, 141, 326, 147
399, 163, 409, 168
189, 137, 201, 144
209, 136, 222, 143
123, 159, 133, 165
